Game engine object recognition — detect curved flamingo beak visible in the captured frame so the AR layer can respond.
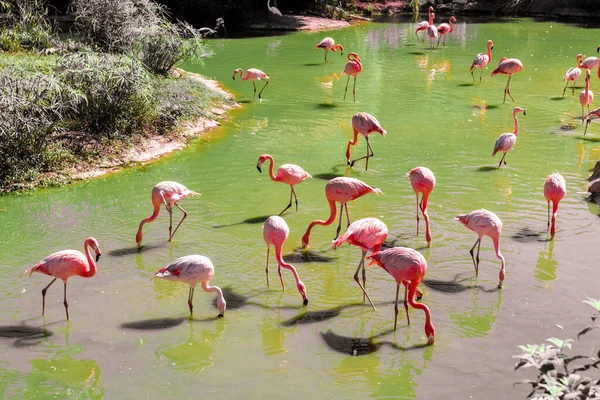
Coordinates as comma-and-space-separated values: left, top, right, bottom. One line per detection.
523, 110, 527, 116
256, 165, 262, 173
491, 45, 494, 50
96, 253, 101, 262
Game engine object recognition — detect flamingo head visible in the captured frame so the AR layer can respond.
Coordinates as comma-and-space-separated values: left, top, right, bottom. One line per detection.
85, 237, 102, 261
431, 12, 435, 21
256, 154, 270, 173
297, 280, 308, 306
498, 57, 507, 64
577, 53, 583, 61
347, 52, 361, 62
487, 40, 494, 50
135, 230, 143, 249
428, 6, 434, 12
301, 232, 310, 248
513, 107, 526, 116
425, 321, 436, 345
232, 68, 242, 80
449, 16, 456, 23
586, 69, 591, 80
454, 214, 468, 226
217, 296, 226, 317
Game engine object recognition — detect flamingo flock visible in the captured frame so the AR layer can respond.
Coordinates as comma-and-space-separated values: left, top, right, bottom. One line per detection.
22, 8, 589, 349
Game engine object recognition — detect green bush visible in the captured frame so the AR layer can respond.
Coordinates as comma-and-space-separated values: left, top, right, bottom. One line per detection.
0, 0, 52, 52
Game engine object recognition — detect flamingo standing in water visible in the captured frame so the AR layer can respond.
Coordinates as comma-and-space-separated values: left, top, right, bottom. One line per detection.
455, 209, 505, 288
580, 69, 594, 123
256, 154, 311, 215
315, 37, 344, 63
342, 52, 363, 103
470, 40, 494, 83
426, 12, 438, 48
367, 247, 435, 345
492, 107, 526, 168
408, 167, 436, 247
584, 106, 600, 135
332, 218, 388, 310
153, 255, 226, 318
436, 16, 456, 47
346, 112, 387, 170
562, 54, 583, 97
302, 177, 383, 247
263, 216, 308, 306
491, 57, 523, 103
544, 173, 566, 238
136, 181, 200, 249
415, 6, 434, 44
232, 68, 270, 101
21, 237, 101, 320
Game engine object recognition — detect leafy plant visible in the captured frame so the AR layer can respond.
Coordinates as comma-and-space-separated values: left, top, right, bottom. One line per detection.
0, 0, 52, 52
514, 299, 600, 399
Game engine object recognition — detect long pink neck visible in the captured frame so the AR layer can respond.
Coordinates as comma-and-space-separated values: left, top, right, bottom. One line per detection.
82, 241, 97, 278
346, 129, 360, 161
487, 43, 492, 62
265, 155, 278, 182
332, 44, 343, 52
492, 236, 506, 286
448, 19, 454, 33
513, 111, 520, 136
428, 12, 434, 25
421, 193, 432, 246
585, 75, 590, 94
302, 199, 337, 246
136, 201, 160, 244
201, 281, 224, 302
550, 201, 559, 237
407, 281, 434, 339
275, 246, 302, 285
577, 57, 581, 68
238, 69, 249, 81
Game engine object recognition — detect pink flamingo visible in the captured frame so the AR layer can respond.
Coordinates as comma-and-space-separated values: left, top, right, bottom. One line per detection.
256, 154, 312, 215
332, 217, 388, 310
315, 37, 344, 63
491, 57, 523, 103
346, 112, 387, 170
135, 181, 200, 249
426, 12, 437, 49
544, 173, 566, 238
415, 6, 434, 44
470, 40, 494, 83
408, 167, 436, 247
492, 106, 526, 168
455, 209, 505, 288
263, 216, 308, 306
562, 54, 583, 97
584, 106, 600, 135
436, 16, 456, 47
580, 69, 594, 123
581, 55, 600, 79
367, 247, 435, 345
302, 177, 383, 247
232, 68, 270, 101
153, 255, 226, 318
342, 52, 363, 103
21, 237, 101, 320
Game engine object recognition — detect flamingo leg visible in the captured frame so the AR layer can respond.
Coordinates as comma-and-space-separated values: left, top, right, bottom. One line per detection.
324, 49, 329, 63
572, 80, 576, 95
343, 75, 350, 100
436, 35, 441, 47
278, 261, 286, 291
353, 250, 376, 310
393, 283, 400, 331
469, 238, 481, 276
562, 80, 569, 97
546, 201, 551, 233
480, 68, 484, 84
504, 75, 515, 103
167, 206, 173, 241
188, 287, 194, 316
252, 81, 257, 100
41, 278, 57, 316
344, 203, 351, 228
415, 193, 420, 236
170, 203, 188, 240
498, 152, 507, 168
265, 246, 270, 288
585, 118, 591, 135
279, 187, 294, 216
63, 281, 69, 320
258, 81, 269, 100
292, 187, 299, 212
335, 203, 344, 240
349, 137, 374, 169
403, 282, 411, 325
471, 69, 475, 83
352, 76, 357, 103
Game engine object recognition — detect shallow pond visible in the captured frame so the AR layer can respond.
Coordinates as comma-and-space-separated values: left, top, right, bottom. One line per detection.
1, 17, 600, 399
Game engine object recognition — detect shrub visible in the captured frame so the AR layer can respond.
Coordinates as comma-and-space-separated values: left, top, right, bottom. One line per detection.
0, 0, 52, 52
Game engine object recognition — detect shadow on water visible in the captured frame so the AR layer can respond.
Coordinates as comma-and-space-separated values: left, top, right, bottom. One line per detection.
285, 249, 336, 263
313, 164, 348, 181
459, 83, 474, 87
212, 215, 271, 229
407, 51, 425, 55
321, 329, 429, 356
121, 317, 185, 330
423, 274, 500, 294
476, 166, 498, 172
302, 63, 323, 67
315, 102, 338, 109
0, 323, 53, 347
580, 136, 600, 143
281, 308, 342, 327
511, 226, 548, 243
549, 96, 565, 101
214, 287, 250, 310
109, 242, 167, 257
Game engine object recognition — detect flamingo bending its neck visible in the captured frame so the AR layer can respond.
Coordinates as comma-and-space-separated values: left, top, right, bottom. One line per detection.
315, 37, 344, 63
455, 209, 505, 288
580, 69, 594, 123
263, 216, 308, 305
562, 54, 583, 97
21, 237, 101, 320
342, 52, 363, 103
492, 107, 526, 168
135, 181, 200, 249
367, 247, 435, 345
232, 68, 270, 101
580, 55, 600, 79
415, 6, 434, 44
302, 177, 383, 247
491, 57, 523, 103
470, 40, 493, 83
153, 255, 226, 318
543, 173, 566, 238
436, 16, 456, 47
256, 154, 311, 215
346, 112, 386, 170
584, 106, 600, 135
408, 167, 436, 247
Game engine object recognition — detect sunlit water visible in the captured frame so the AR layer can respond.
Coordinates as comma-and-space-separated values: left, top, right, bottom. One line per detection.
1, 18, 600, 398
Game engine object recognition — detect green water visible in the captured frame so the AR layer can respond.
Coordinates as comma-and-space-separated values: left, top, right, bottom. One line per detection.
2, 18, 600, 399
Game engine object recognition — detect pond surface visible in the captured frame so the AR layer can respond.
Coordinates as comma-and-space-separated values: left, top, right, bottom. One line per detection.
1, 17, 600, 399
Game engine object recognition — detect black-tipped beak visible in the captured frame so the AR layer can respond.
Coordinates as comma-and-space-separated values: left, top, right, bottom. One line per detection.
218, 313, 224, 318
597, 46, 599, 53
256, 165, 262, 173
523, 110, 527, 116
96, 254, 101, 262
491, 46, 494, 50
303, 299, 309, 306
232, 76, 235, 80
